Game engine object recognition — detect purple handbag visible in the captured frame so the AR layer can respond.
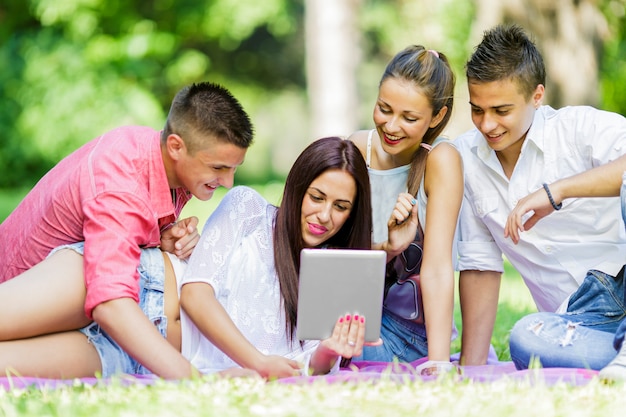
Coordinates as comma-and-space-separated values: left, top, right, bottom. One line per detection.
383, 222, 425, 324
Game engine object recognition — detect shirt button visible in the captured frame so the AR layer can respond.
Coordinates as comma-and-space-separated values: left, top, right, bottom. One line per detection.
545, 246, 553, 253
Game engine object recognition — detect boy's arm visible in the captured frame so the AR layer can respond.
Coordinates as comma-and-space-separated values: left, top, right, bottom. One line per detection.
550, 153, 626, 200
180, 282, 301, 379
92, 297, 196, 379
459, 269, 501, 366
506, 154, 626, 243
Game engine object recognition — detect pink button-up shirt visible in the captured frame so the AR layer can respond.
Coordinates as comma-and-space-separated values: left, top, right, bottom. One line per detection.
0, 126, 190, 318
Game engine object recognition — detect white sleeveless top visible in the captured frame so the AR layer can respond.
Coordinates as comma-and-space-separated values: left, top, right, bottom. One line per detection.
366, 130, 428, 244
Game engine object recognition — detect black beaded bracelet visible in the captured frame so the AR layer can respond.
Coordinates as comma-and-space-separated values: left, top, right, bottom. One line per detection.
542, 183, 562, 211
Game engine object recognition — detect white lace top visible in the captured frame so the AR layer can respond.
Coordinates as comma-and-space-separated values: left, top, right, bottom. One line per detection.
177, 186, 319, 374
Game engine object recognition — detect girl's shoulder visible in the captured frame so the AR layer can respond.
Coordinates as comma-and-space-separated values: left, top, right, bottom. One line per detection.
346, 129, 370, 155
424, 139, 463, 182
428, 138, 461, 161
221, 186, 270, 213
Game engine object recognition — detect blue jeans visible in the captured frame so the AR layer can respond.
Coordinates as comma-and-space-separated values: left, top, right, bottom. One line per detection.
354, 309, 428, 362
509, 268, 625, 370
600, 172, 626, 352
616, 173, 626, 351
509, 174, 626, 370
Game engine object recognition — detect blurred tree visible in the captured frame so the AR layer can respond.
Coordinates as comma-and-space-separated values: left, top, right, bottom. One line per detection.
0, 0, 305, 187
305, 0, 361, 139
599, 0, 626, 115
469, 0, 615, 108
0, 0, 623, 191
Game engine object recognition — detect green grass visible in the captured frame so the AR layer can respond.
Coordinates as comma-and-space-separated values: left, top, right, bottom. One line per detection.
4, 185, 622, 417
1, 370, 625, 416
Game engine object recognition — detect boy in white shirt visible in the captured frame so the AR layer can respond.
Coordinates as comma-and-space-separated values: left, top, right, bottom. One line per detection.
455, 24, 626, 371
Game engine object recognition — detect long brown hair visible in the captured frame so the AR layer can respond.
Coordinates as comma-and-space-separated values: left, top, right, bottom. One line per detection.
273, 137, 372, 342
380, 46, 455, 195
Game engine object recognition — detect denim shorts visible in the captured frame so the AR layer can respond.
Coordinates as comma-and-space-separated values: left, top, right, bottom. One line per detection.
55, 243, 168, 377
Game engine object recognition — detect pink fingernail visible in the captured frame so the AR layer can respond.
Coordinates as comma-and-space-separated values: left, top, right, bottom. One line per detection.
346, 314, 351, 321
339, 317, 344, 323
354, 314, 359, 321
360, 317, 365, 323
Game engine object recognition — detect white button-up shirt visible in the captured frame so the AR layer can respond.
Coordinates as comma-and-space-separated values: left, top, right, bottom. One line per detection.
455, 105, 626, 312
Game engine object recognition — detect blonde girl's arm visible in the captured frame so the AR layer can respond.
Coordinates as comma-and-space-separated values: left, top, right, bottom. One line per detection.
419, 142, 463, 365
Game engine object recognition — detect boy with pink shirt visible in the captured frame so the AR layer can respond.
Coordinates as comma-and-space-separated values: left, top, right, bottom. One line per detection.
0, 82, 253, 379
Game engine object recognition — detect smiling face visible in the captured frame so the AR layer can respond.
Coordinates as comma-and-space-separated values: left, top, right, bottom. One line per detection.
300, 169, 356, 248
165, 134, 247, 201
468, 78, 544, 164
373, 77, 446, 165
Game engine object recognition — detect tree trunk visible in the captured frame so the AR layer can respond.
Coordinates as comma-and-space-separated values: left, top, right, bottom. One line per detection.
305, 0, 361, 139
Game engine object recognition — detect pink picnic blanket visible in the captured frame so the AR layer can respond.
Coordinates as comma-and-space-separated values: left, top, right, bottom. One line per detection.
278, 358, 597, 385
0, 358, 597, 390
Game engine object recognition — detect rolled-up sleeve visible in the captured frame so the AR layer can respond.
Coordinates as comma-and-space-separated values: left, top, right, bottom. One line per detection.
457, 196, 504, 273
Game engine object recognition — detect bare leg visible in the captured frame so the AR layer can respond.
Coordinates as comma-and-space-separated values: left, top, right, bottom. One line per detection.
0, 249, 91, 340
0, 331, 101, 379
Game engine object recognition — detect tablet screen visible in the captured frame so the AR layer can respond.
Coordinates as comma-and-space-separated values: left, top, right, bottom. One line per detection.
296, 248, 386, 342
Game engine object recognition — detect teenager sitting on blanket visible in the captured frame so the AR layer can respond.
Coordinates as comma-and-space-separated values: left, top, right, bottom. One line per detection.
347, 45, 463, 375
0, 137, 399, 379
0, 82, 254, 379
455, 24, 626, 371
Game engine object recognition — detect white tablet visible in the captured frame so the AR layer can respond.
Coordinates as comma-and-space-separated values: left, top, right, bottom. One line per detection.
296, 248, 386, 343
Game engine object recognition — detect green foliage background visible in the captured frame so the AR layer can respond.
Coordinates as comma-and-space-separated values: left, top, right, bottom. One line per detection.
0, 0, 478, 189
600, 0, 626, 114
1, 0, 307, 187
4, 0, 623, 189
0, 0, 624, 190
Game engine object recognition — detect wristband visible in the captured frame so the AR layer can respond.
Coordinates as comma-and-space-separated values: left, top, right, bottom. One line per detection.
542, 183, 562, 211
